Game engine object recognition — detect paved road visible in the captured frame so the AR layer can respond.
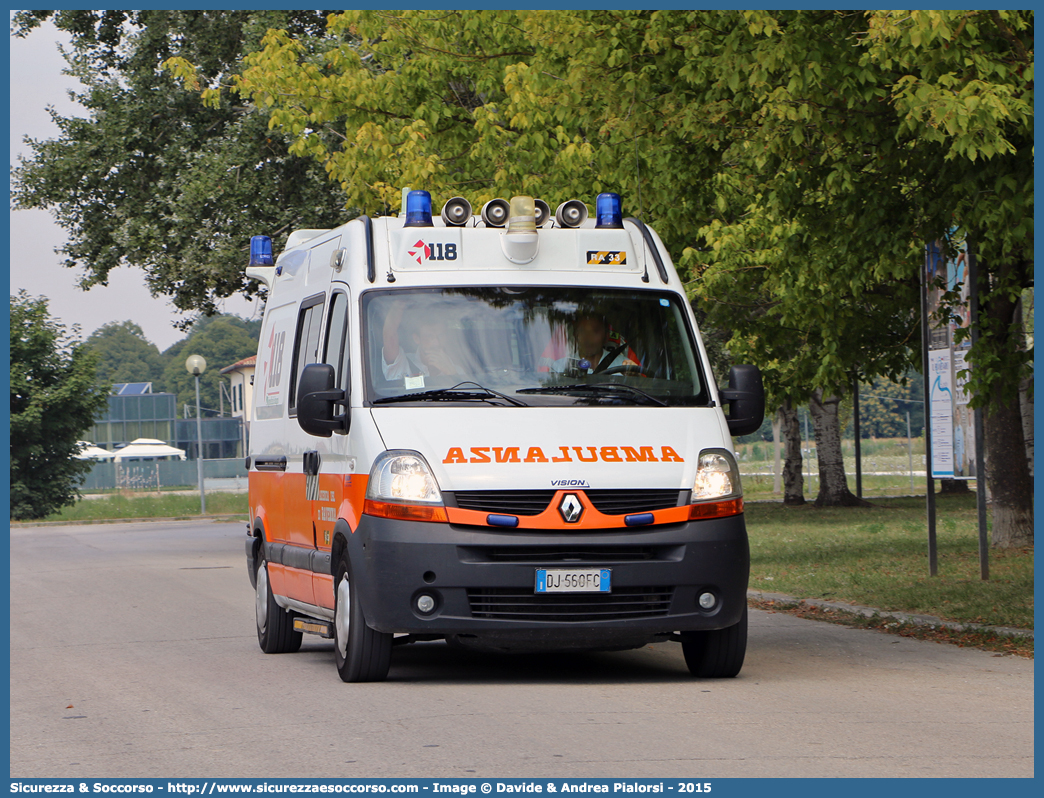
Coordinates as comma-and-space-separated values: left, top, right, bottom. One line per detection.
9, 520, 1033, 779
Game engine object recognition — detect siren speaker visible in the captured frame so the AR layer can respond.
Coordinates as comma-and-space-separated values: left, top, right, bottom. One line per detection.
554, 200, 589, 228
440, 197, 472, 226
534, 199, 551, 228
481, 198, 510, 228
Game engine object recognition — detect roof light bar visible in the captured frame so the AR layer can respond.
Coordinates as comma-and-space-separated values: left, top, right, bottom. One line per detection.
506, 196, 537, 235
501, 195, 540, 264
403, 190, 434, 228
249, 236, 274, 267
595, 192, 623, 229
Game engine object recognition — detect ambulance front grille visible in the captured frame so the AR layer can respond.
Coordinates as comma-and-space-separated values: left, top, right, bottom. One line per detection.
467, 586, 674, 622
584, 489, 684, 515
451, 489, 683, 517
452, 490, 556, 516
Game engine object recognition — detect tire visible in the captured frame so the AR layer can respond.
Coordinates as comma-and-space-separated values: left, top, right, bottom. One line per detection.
255, 550, 303, 654
333, 551, 392, 682
681, 606, 747, 678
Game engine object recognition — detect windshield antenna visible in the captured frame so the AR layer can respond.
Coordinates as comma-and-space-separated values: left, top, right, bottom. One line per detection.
633, 110, 650, 283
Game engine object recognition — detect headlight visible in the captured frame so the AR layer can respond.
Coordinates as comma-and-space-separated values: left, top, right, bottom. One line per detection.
692, 449, 741, 501
366, 450, 443, 504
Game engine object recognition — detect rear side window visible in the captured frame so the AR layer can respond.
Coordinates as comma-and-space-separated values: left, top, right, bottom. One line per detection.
289, 294, 325, 413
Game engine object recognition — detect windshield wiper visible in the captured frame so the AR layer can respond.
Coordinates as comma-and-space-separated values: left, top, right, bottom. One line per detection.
373, 381, 528, 407
517, 383, 669, 407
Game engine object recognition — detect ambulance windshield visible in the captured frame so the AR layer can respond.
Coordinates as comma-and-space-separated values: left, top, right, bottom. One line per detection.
363, 287, 709, 406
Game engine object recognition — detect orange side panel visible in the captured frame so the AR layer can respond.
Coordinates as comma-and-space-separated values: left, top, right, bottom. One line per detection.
337, 475, 370, 534
267, 561, 288, 597
282, 472, 314, 549
250, 469, 312, 547
249, 470, 285, 542
312, 573, 335, 610
274, 564, 316, 605
314, 472, 343, 551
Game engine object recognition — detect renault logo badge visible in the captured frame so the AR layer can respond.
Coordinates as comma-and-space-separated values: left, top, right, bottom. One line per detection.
559, 493, 584, 523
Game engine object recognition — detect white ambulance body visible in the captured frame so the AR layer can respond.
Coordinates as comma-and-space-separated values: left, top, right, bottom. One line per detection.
245, 191, 764, 682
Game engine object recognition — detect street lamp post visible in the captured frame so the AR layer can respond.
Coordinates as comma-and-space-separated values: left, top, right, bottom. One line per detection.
186, 355, 207, 514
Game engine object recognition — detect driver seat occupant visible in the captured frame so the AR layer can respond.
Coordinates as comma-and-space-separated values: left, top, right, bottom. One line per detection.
381, 301, 461, 380
538, 313, 640, 376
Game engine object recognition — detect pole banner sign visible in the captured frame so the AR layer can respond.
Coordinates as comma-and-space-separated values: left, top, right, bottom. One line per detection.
924, 238, 975, 479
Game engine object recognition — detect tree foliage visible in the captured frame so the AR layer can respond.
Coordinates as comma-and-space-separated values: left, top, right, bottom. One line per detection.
85, 321, 166, 390
856, 375, 925, 440
160, 315, 261, 415
232, 11, 721, 241
231, 10, 1030, 393
11, 10, 350, 320
691, 11, 1032, 405
10, 292, 110, 520
231, 9, 1031, 531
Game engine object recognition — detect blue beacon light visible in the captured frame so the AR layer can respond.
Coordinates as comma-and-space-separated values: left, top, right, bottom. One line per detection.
595, 192, 623, 229
404, 190, 434, 227
249, 235, 273, 266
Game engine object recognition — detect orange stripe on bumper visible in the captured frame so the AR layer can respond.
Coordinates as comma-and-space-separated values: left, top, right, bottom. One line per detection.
445, 490, 696, 530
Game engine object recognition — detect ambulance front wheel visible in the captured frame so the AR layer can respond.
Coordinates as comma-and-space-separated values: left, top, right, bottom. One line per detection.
255, 554, 302, 654
334, 551, 392, 682
680, 606, 747, 678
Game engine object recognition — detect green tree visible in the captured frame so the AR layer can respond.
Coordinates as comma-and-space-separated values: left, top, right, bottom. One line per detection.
11, 10, 348, 320
855, 376, 925, 439
230, 11, 720, 229
193, 11, 1030, 539
226, 10, 911, 508
85, 321, 166, 390
161, 315, 260, 414
10, 292, 110, 520
685, 10, 1032, 539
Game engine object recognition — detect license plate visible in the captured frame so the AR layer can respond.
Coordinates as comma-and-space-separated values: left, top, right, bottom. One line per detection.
535, 568, 611, 593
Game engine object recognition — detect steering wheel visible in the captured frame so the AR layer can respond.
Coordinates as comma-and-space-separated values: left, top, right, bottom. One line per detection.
599, 364, 647, 377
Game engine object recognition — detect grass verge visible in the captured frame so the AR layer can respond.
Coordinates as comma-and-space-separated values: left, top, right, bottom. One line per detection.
748, 597, 1033, 658
35, 491, 249, 523
741, 472, 933, 500
745, 494, 1033, 631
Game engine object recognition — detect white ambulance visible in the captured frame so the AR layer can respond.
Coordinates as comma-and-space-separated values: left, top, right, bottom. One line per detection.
245, 191, 763, 682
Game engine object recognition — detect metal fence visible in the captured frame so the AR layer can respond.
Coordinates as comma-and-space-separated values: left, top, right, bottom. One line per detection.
80, 458, 247, 492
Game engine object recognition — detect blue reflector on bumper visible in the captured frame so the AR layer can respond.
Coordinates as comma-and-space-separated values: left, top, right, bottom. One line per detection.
486, 514, 520, 528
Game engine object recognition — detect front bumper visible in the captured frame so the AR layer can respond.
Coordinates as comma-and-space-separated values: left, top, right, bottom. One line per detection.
346, 513, 749, 648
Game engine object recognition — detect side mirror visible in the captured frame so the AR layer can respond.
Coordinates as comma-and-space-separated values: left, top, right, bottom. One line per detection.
297, 363, 349, 437
720, 365, 764, 437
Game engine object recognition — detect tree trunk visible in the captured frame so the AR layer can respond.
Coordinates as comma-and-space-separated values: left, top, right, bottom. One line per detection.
984, 390, 1033, 547
772, 411, 782, 495
779, 402, 805, 506
809, 388, 871, 507
1021, 374, 1033, 478
979, 265, 1033, 548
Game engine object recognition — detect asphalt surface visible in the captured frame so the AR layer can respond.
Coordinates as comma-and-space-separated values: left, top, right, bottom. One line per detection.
9, 519, 1034, 779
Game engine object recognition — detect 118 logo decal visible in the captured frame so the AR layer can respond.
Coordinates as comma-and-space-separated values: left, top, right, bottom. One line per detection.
408, 240, 458, 265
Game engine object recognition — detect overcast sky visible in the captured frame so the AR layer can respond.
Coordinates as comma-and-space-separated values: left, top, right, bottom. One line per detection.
8, 17, 259, 352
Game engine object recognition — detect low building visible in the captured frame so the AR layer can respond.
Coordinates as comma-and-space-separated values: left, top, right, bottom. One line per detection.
221, 355, 256, 421
87, 382, 244, 459
221, 355, 256, 455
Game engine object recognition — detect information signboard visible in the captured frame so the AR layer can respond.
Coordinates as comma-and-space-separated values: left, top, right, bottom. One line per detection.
924, 238, 974, 480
